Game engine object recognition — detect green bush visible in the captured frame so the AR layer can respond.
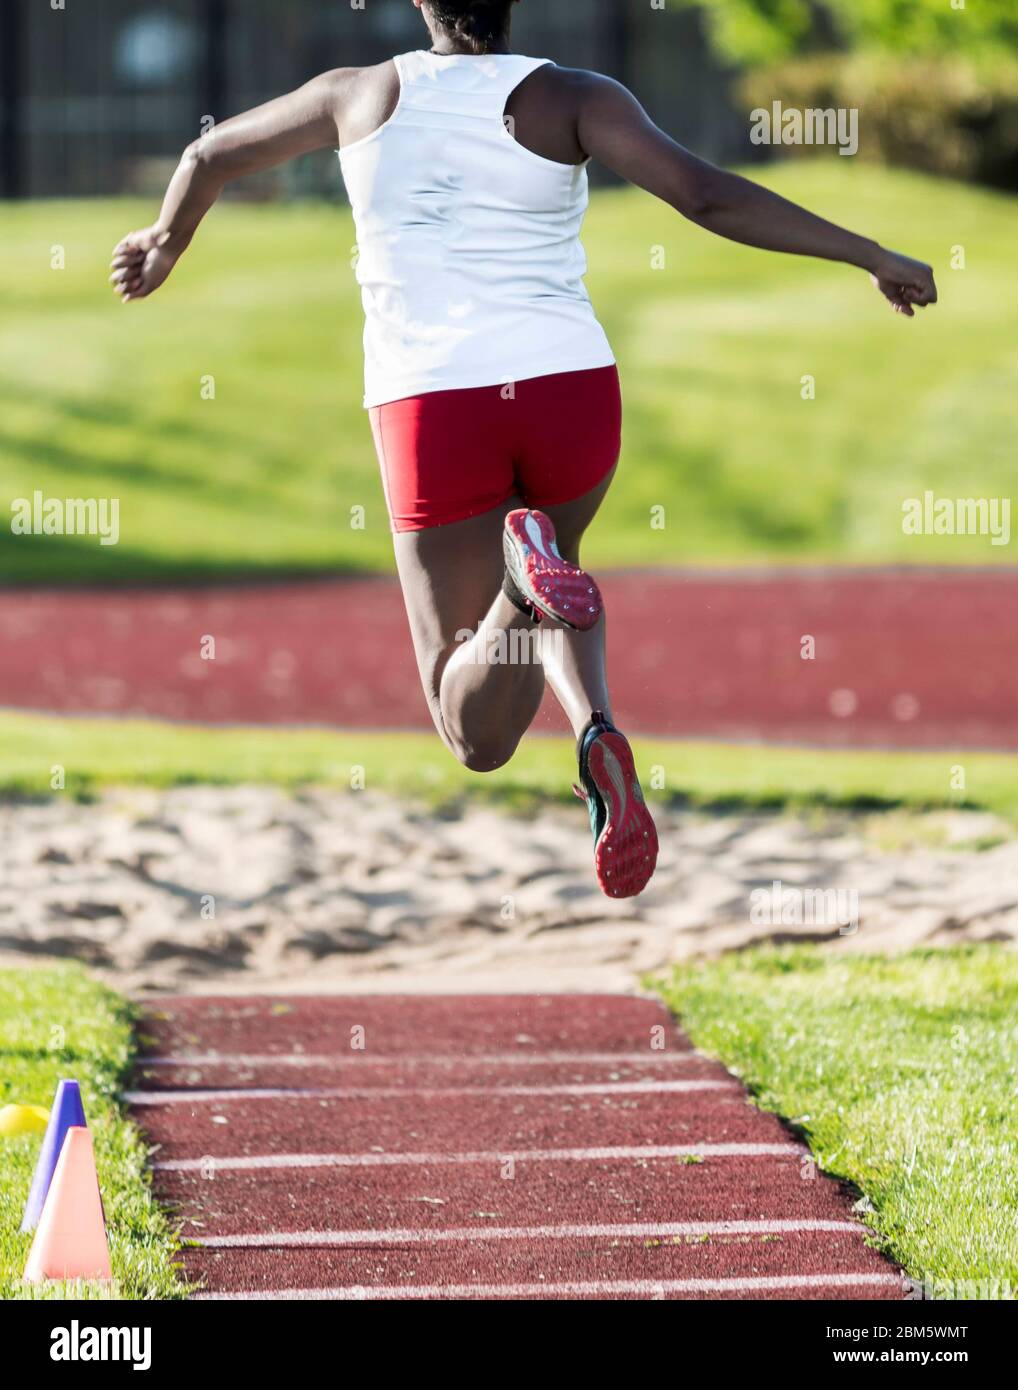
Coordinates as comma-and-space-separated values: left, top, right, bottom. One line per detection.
687, 0, 1018, 66
739, 55, 1018, 186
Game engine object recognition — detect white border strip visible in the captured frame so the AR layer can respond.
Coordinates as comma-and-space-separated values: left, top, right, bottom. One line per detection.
194, 1219, 862, 1249
137, 1051, 698, 1069
156, 1142, 802, 1172
194, 1273, 903, 1301
127, 1080, 736, 1105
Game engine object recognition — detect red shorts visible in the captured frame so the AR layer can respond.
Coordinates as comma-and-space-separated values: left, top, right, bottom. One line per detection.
369, 365, 622, 532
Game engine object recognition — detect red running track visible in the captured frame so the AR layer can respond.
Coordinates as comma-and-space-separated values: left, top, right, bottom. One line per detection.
2, 569, 1016, 747
132, 994, 906, 1301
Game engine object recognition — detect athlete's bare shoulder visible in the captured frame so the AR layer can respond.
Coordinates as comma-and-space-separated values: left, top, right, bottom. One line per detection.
500, 62, 594, 165
320, 60, 401, 149
532, 66, 633, 109
507, 65, 641, 165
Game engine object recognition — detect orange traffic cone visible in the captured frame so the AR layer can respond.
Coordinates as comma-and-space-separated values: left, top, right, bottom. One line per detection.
23, 1126, 112, 1283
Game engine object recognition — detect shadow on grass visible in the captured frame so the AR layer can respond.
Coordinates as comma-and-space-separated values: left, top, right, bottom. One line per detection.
0, 530, 375, 586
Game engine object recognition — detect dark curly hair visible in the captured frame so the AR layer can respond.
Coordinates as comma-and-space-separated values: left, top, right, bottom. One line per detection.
426, 1, 515, 50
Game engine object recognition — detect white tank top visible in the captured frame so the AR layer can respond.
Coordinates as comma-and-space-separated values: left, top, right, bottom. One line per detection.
338, 51, 616, 409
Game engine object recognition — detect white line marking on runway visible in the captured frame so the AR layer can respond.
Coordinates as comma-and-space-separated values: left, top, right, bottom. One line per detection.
136, 1051, 698, 1069
193, 1219, 863, 1249
155, 1142, 803, 1172
193, 1273, 903, 1301
127, 1080, 736, 1105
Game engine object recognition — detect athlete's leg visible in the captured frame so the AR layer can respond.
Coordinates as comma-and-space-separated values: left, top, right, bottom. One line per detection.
393, 502, 545, 773
498, 365, 656, 897
505, 366, 621, 736
507, 473, 658, 898
536, 468, 616, 737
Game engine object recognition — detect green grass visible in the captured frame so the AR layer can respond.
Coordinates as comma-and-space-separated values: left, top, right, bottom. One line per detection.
0, 966, 186, 1300
3, 710, 1018, 820
1, 164, 1015, 582
654, 946, 1018, 1296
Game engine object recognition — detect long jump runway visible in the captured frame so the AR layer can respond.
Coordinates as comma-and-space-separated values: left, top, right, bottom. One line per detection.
132, 994, 905, 1301
3, 569, 1015, 747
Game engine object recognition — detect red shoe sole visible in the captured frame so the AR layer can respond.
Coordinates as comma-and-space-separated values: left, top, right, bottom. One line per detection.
587, 732, 659, 898
504, 509, 602, 632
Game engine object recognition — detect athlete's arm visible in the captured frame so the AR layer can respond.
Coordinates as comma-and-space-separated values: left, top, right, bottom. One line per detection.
110, 71, 353, 302
575, 74, 937, 318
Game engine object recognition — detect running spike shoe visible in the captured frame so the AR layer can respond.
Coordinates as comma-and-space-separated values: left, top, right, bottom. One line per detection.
503, 508, 602, 631
574, 711, 658, 898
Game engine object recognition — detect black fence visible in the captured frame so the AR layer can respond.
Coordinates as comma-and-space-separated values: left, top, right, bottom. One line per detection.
0, 0, 749, 199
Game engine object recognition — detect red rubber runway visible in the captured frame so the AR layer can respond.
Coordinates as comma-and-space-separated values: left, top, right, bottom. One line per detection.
132, 994, 906, 1301
3, 569, 1016, 746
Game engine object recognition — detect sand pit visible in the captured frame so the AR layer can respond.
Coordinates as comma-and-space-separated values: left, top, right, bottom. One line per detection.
1, 788, 1015, 994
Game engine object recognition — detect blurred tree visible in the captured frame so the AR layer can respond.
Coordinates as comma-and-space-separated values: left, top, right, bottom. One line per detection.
687, 0, 1018, 65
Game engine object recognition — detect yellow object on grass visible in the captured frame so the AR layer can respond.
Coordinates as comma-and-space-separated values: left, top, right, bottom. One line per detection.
0, 1103, 50, 1137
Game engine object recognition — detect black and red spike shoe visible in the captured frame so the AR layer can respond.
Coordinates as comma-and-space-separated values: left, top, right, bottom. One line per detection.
503, 508, 602, 631
574, 711, 659, 898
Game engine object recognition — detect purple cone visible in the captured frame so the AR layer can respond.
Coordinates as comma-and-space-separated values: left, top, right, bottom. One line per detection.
20, 1078, 87, 1232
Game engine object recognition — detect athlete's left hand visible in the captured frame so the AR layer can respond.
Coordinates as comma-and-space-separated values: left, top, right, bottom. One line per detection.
109, 226, 182, 303
870, 249, 938, 318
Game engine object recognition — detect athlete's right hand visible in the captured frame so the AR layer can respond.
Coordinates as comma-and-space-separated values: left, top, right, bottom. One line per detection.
109, 226, 182, 303
870, 249, 938, 318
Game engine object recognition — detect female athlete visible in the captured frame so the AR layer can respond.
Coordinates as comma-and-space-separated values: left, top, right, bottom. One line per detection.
110, 0, 937, 898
